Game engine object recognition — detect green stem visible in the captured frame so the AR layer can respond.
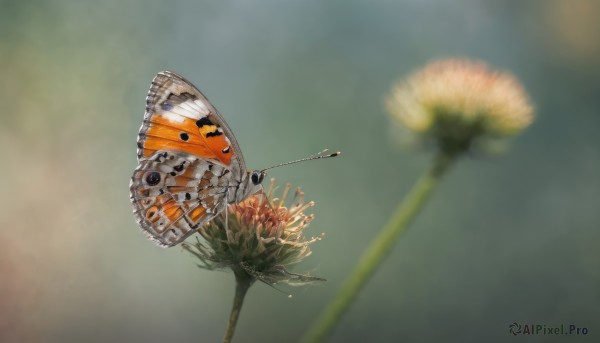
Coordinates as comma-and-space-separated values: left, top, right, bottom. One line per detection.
302, 153, 456, 343
222, 269, 255, 343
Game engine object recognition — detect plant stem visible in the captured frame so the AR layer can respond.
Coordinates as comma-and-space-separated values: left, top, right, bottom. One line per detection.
222, 269, 255, 343
302, 153, 456, 343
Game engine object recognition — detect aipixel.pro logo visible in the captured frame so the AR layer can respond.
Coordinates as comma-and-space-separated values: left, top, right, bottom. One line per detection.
509, 322, 589, 336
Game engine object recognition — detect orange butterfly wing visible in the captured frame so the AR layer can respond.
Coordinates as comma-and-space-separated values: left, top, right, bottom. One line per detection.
137, 71, 242, 169
131, 71, 247, 247
130, 151, 230, 247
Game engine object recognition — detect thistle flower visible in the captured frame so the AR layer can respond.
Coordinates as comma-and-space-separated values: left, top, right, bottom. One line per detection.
386, 59, 534, 155
183, 179, 324, 342
183, 178, 324, 286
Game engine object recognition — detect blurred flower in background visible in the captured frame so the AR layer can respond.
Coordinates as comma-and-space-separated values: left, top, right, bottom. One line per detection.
304, 59, 536, 342
386, 59, 534, 156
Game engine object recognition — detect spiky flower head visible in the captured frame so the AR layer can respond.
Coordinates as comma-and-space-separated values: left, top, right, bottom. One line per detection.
386, 59, 534, 155
183, 179, 324, 287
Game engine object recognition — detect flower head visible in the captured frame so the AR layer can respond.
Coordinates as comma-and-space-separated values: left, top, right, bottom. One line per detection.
386, 59, 534, 155
183, 179, 324, 287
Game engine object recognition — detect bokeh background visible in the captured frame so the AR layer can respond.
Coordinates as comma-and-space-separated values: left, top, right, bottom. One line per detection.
1, 1, 599, 342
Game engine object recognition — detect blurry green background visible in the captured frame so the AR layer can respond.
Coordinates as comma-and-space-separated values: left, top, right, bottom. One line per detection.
1, 1, 599, 342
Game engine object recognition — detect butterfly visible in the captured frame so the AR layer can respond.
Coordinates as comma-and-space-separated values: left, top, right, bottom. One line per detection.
130, 71, 338, 247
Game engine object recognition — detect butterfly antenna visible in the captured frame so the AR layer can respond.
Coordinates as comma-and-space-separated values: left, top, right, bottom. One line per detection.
261, 149, 340, 172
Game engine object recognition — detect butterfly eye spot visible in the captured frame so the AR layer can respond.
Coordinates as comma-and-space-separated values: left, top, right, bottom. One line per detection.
185, 193, 192, 200
145, 172, 161, 186
179, 132, 189, 141
222, 146, 231, 154
161, 102, 173, 111
145, 206, 159, 221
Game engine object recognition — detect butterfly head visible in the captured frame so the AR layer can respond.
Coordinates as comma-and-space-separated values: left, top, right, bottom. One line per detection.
230, 170, 266, 203
250, 170, 267, 185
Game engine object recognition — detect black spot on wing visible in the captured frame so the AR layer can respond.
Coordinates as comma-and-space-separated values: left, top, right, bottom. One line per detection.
174, 163, 185, 172
154, 152, 168, 162
206, 130, 223, 138
196, 117, 214, 128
